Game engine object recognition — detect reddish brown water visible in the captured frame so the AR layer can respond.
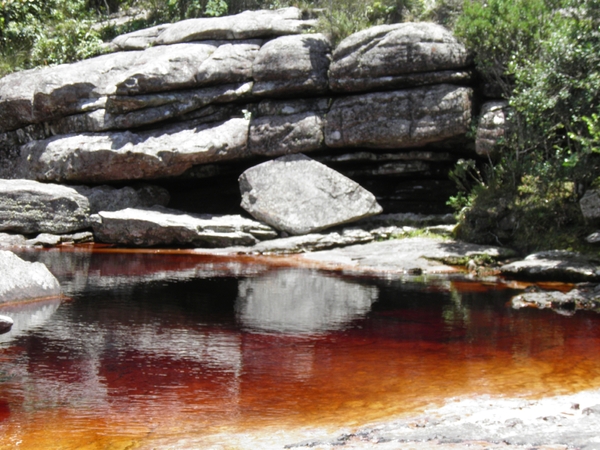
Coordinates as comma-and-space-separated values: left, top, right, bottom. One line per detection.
1, 248, 600, 449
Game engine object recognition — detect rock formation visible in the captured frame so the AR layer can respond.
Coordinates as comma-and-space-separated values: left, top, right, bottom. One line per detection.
0, 250, 62, 303
0, 8, 487, 249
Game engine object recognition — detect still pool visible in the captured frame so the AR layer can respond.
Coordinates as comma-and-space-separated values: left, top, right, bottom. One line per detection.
1, 247, 600, 449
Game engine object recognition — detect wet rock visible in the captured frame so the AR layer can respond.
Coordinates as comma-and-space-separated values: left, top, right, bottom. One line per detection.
18, 118, 249, 183
248, 98, 328, 156
475, 101, 510, 158
92, 206, 277, 248
252, 34, 331, 96
73, 184, 170, 214
0, 179, 91, 234
580, 189, 600, 224
246, 228, 374, 254
329, 22, 471, 93
511, 284, 600, 313
324, 84, 472, 149
501, 250, 600, 282
0, 314, 13, 333
300, 237, 512, 274
239, 154, 382, 235
154, 7, 315, 44
0, 250, 61, 303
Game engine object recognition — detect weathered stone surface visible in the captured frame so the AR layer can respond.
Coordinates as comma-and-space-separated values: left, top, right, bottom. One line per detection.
73, 184, 170, 214
299, 237, 512, 274
248, 98, 328, 156
580, 189, 600, 223
252, 34, 331, 96
0, 179, 90, 234
476, 101, 509, 158
0, 250, 61, 303
111, 24, 170, 50
0, 232, 27, 247
92, 206, 278, 247
246, 228, 374, 254
25, 231, 94, 247
501, 250, 600, 282
330, 22, 471, 93
49, 83, 253, 134
512, 284, 600, 313
239, 154, 383, 235
155, 8, 315, 45
18, 118, 249, 183
324, 85, 472, 149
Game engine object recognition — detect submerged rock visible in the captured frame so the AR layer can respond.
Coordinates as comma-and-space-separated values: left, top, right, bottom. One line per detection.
0, 179, 90, 234
0, 250, 61, 303
239, 154, 382, 235
92, 206, 278, 248
500, 250, 600, 282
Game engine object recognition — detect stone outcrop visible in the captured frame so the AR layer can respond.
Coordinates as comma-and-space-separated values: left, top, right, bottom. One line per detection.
0, 179, 91, 234
0, 250, 61, 303
501, 251, 600, 282
239, 154, 383, 235
92, 206, 278, 247
329, 22, 472, 93
580, 189, 600, 224
0, 11, 490, 249
511, 284, 600, 314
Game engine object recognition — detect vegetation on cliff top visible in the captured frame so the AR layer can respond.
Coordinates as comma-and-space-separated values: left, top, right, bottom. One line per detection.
1, 0, 599, 253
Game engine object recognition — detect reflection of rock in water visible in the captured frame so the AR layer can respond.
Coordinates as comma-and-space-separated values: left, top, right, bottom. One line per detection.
236, 269, 378, 334
0, 298, 62, 344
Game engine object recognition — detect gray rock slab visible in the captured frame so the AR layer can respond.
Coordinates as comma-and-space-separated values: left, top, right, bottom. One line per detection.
324, 84, 472, 149
239, 154, 383, 235
299, 237, 512, 274
252, 34, 331, 96
0, 179, 91, 234
154, 7, 315, 44
18, 118, 249, 183
248, 99, 329, 156
500, 250, 600, 282
111, 24, 171, 50
92, 206, 278, 248
49, 83, 253, 134
329, 22, 471, 93
476, 101, 510, 158
73, 184, 170, 214
511, 284, 600, 313
0, 250, 61, 303
245, 228, 374, 254
0, 232, 27, 247
25, 231, 94, 247
581, 189, 600, 223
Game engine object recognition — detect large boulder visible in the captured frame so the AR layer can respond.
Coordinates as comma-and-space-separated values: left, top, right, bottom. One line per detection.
329, 22, 471, 93
0, 179, 90, 234
239, 154, 383, 235
324, 84, 472, 149
17, 117, 249, 182
92, 206, 278, 247
252, 34, 331, 96
0, 250, 61, 303
154, 7, 316, 45
248, 98, 328, 156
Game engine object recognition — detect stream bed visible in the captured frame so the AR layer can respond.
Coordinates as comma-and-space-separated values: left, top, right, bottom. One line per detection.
1, 247, 600, 449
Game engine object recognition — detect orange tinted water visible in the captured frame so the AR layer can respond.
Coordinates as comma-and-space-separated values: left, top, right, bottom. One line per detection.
1, 249, 600, 449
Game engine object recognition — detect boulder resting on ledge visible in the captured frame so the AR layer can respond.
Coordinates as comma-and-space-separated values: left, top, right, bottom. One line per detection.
0, 250, 61, 303
239, 154, 383, 235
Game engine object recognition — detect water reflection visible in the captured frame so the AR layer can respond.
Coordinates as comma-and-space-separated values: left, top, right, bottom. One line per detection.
0, 298, 62, 344
236, 269, 378, 334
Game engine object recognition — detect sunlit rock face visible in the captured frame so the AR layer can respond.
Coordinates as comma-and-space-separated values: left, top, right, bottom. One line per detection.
235, 269, 378, 334
0, 250, 61, 304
